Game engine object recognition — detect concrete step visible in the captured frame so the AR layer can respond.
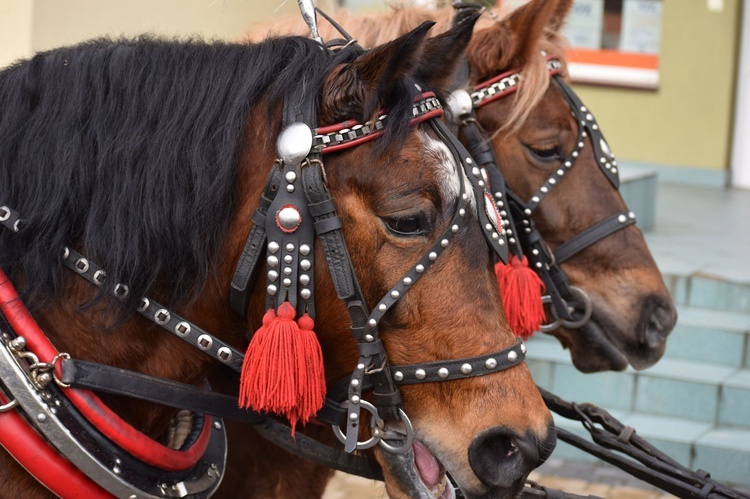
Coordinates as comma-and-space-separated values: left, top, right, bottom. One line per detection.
663, 272, 750, 316
619, 165, 657, 232
664, 306, 750, 368
528, 333, 750, 486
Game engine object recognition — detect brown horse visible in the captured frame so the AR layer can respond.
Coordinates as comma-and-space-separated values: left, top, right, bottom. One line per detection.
252, 0, 677, 374
0, 23, 552, 499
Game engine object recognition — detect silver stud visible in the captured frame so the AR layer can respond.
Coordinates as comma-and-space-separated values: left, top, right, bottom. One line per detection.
541, 186, 549, 193
62, 246, 70, 259
403, 277, 412, 286
593, 124, 599, 131
550, 178, 557, 185
472, 167, 480, 177
531, 196, 540, 203
299, 244, 311, 256
285, 171, 297, 183
429, 252, 438, 261
277, 206, 302, 232
492, 232, 499, 240
351, 379, 360, 387
351, 395, 360, 404
586, 113, 594, 121
508, 351, 518, 362
494, 192, 503, 199
218, 347, 233, 363
37, 413, 47, 423
415, 369, 426, 380
394, 371, 404, 382
391, 290, 400, 299
75, 258, 89, 273
175, 322, 191, 336
459, 208, 466, 217
268, 270, 278, 281
466, 157, 473, 164
485, 223, 493, 231
506, 238, 513, 244
629, 211, 636, 219
299, 274, 310, 285
197, 334, 213, 350
438, 368, 449, 379
536, 262, 543, 269
268, 241, 280, 254
300, 259, 311, 271
284, 255, 293, 264
618, 214, 627, 223
267, 255, 279, 268
300, 288, 311, 299
357, 363, 365, 370
485, 358, 497, 369
578, 142, 584, 148
565, 161, 572, 168
532, 249, 539, 256
282, 278, 292, 287
365, 334, 374, 342
93, 270, 106, 285
368, 319, 377, 327
580, 106, 587, 112
137, 298, 149, 312
283, 266, 292, 276
478, 180, 485, 188
267, 284, 278, 295
349, 412, 358, 421
416, 264, 425, 273
572, 151, 579, 158
460, 363, 472, 375
521, 343, 527, 354
286, 184, 295, 193
213, 421, 222, 430
524, 209, 532, 216
557, 169, 564, 176
378, 304, 387, 312
155, 309, 171, 325
441, 239, 449, 248
286, 243, 295, 252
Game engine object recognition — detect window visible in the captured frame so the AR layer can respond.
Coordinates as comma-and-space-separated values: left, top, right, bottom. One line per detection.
507, 0, 663, 89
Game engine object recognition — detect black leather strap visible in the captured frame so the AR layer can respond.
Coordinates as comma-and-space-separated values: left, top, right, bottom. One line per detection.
61, 359, 263, 423
553, 210, 635, 264
230, 167, 284, 317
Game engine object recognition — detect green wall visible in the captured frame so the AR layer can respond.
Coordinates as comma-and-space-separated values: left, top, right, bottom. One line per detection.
571, 0, 741, 180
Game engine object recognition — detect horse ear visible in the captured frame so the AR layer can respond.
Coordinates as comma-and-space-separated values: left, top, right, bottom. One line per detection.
547, 0, 574, 33
467, 0, 558, 80
414, 12, 480, 94
321, 21, 433, 122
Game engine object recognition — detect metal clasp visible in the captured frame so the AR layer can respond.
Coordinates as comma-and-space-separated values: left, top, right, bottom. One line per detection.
332, 400, 414, 454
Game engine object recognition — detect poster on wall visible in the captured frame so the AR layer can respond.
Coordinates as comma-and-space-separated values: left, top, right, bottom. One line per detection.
561, 0, 604, 50
620, 0, 663, 54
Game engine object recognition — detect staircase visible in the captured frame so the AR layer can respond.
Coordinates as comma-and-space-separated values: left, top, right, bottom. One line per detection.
527, 272, 750, 487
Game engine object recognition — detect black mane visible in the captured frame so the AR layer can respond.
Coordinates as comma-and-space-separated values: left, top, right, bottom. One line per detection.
0, 35, 414, 314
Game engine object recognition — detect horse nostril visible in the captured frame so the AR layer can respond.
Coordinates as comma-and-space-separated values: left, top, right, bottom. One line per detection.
644, 304, 676, 348
468, 426, 550, 489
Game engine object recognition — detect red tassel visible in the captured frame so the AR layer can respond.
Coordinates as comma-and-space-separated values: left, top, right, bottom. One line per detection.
239, 302, 301, 428
495, 255, 546, 340
294, 313, 326, 425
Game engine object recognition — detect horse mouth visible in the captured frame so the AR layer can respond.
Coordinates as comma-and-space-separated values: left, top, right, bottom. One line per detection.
381, 439, 456, 499
568, 318, 630, 373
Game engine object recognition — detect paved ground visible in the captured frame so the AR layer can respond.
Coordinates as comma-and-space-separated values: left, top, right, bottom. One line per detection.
322, 457, 681, 498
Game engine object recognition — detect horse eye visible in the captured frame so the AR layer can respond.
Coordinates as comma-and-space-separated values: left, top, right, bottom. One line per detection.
383, 215, 427, 237
526, 144, 563, 163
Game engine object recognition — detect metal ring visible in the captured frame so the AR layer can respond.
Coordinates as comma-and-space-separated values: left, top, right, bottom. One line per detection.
0, 398, 18, 412
331, 400, 383, 451
539, 295, 563, 333
51, 353, 71, 388
560, 286, 593, 329
377, 408, 414, 455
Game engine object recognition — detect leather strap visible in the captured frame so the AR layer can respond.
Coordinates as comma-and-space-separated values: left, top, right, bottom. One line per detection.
553, 211, 635, 264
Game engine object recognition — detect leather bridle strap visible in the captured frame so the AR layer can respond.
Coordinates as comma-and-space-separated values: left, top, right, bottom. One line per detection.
552, 210, 636, 265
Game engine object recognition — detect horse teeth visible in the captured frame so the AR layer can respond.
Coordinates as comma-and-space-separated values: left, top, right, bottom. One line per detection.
431, 475, 447, 498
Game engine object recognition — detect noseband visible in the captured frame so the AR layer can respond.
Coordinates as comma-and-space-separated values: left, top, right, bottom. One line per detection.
447, 52, 637, 332
0, 87, 529, 495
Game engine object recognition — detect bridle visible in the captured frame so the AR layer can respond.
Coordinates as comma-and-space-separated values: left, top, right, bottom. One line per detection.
0, 67, 530, 497
446, 35, 637, 332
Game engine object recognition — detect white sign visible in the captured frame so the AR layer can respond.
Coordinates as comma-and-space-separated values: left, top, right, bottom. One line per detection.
620, 0, 663, 54
561, 0, 605, 50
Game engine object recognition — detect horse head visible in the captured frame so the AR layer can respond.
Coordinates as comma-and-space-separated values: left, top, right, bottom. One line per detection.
464, 0, 677, 372
232, 23, 554, 498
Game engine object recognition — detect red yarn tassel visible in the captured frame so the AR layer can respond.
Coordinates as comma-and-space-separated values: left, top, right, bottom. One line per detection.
294, 313, 326, 426
239, 302, 301, 428
495, 255, 546, 340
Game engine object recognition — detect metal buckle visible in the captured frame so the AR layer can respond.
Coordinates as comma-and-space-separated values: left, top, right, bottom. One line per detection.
540, 286, 593, 332
332, 400, 414, 454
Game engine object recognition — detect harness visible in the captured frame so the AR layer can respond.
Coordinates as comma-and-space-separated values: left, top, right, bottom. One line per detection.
0, 62, 528, 498
445, 41, 637, 331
